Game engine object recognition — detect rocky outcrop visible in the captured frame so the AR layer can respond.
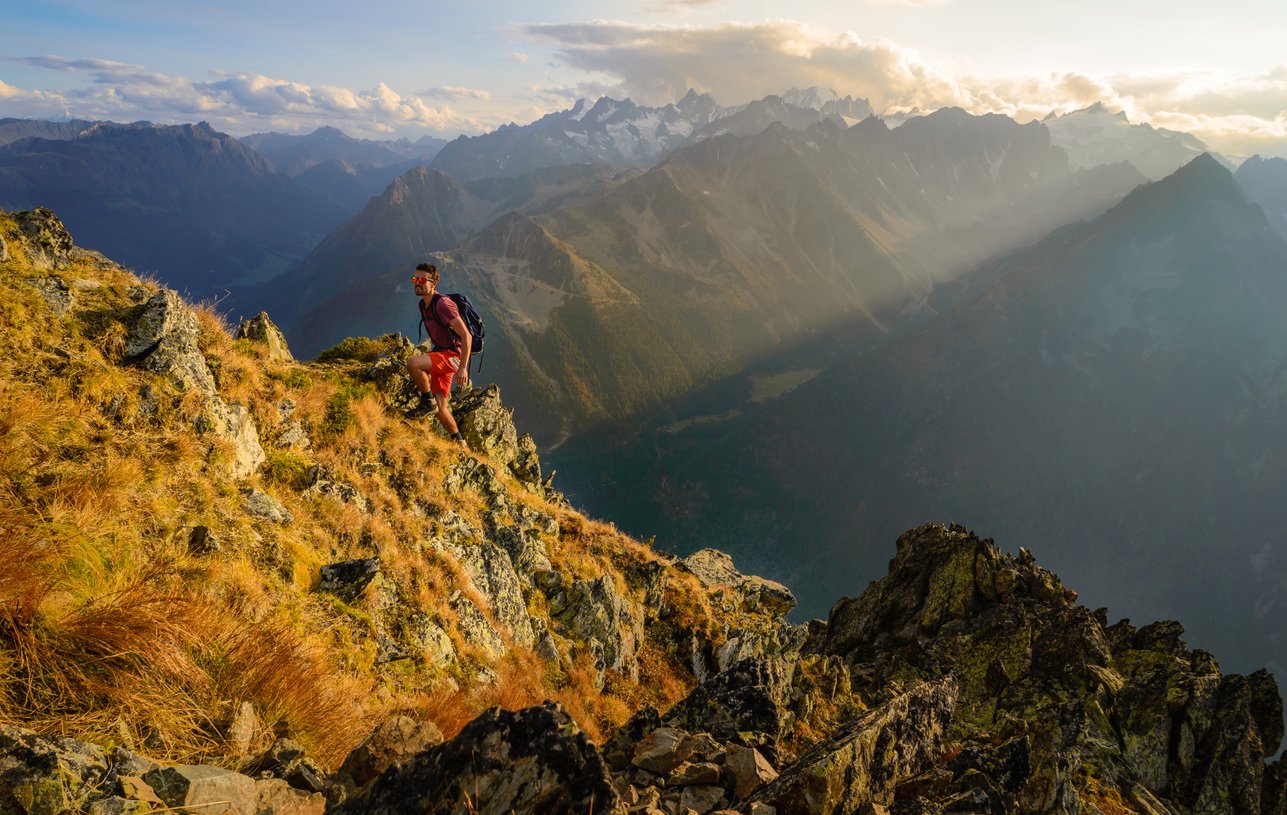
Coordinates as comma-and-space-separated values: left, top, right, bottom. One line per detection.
125, 289, 266, 478
679, 549, 797, 616
749, 677, 956, 813
332, 702, 621, 815
236, 311, 294, 362
816, 523, 1286, 815
0, 726, 107, 815
336, 715, 444, 790
9, 208, 75, 270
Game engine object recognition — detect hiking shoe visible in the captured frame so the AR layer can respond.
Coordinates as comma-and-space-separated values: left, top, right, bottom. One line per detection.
405, 394, 436, 420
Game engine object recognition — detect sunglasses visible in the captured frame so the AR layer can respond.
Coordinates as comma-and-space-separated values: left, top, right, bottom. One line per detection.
412, 276, 433, 284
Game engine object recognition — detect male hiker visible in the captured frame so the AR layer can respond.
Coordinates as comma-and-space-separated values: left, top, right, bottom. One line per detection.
406, 262, 471, 446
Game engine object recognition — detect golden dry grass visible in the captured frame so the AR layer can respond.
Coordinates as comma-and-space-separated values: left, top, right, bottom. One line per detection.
0, 221, 751, 771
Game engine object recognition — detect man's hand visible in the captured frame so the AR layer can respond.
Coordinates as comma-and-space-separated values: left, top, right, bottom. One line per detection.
457, 368, 470, 388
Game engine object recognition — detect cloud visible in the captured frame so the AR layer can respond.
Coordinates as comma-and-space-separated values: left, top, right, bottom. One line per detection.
521, 20, 971, 112
863, 0, 952, 5
420, 86, 493, 101
520, 20, 1287, 159
2, 56, 481, 138
511, 51, 530, 63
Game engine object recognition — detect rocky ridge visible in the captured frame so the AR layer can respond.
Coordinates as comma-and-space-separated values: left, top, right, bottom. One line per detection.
1, 209, 1284, 814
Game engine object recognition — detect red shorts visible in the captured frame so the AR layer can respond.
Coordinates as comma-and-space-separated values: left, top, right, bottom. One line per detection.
426, 350, 461, 395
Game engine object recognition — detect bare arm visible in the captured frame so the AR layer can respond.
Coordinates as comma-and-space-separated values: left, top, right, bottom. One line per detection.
449, 314, 472, 383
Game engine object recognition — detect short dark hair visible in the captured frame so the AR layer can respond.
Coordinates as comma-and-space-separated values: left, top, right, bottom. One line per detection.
415, 262, 439, 282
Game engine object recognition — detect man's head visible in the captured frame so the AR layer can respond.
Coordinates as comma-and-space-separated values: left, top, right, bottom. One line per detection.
412, 262, 438, 297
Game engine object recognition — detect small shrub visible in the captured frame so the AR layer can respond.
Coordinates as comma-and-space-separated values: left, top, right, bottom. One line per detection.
315, 336, 388, 364
261, 449, 313, 488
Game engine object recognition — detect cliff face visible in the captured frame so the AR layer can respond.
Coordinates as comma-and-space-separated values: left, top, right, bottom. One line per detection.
0, 209, 1283, 815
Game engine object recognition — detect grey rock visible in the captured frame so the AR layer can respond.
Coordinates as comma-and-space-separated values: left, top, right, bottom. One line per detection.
397, 611, 458, 667
449, 591, 505, 657
678, 784, 726, 814
25, 276, 73, 316
750, 677, 957, 813
235, 312, 294, 362
189, 525, 222, 555
670, 761, 722, 786
229, 701, 258, 756
12, 208, 74, 270
549, 574, 644, 682
340, 715, 445, 788
243, 488, 293, 525
126, 289, 217, 396
0, 725, 108, 815
678, 550, 796, 616
143, 764, 258, 815
429, 534, 534, 648
632, 727, 691, 775
491, 522, 553, 575
723, 745, 777, 800
87, 797, 151, 815
241, 738, 327, 795
303, 473, 370, 512
662, 660, 788, 749
198, 397, 266, 479
318, 558, 382, 603
254, 777, 326, 815
276, 422, 312, 450
332, 702, 619, 815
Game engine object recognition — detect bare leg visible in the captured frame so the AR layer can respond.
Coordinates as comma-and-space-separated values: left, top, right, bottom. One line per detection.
434, 389, 462, 436
406, 354, 432, 393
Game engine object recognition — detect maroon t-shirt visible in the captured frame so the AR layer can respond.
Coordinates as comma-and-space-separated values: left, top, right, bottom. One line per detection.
419, 295, 461, 351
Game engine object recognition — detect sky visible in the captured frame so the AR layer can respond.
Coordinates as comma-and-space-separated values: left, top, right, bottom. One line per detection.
3, 0, 1286, 158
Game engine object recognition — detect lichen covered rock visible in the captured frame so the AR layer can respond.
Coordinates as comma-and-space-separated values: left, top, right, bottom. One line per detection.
332, 702, 622, 815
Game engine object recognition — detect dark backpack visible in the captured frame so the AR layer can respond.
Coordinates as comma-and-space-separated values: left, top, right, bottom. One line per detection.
421, 292, 486, 359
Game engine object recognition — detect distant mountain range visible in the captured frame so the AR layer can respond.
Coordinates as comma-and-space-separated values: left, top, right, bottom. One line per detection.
429, 87, 873, 181
240, 125, 447, 175
1238, 155, 1287, 237
1042, 102, 1220, 179
257, 162, 630, 347
290, 108, 1141, 440
0, 121, 347, 298
553, 154, 1287, 684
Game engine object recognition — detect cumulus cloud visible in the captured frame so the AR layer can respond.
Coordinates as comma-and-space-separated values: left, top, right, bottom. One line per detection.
522, 20, 971, 112
521, 20, 1287, 159
420, 86, 493, 101
1, 56, 479, 138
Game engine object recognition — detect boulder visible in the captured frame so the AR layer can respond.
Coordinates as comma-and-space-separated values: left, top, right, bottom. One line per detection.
241, 738, 327, 795
430, 530, 535, 648
254, 778, 326, 815
25, 276, 73, 316
0, 725, 108, 815
200, 398, 266, 479
143, 764, 257, 815
750, 677, 957, 814
188, 525, 221, 555
678, 550, 796, 616
662, 659, 788, 749
631, 727, 691, 775
235, 312, 293, 362
339, 715, 445, 788
12, 208, 74, 270
243, 488, 293, 525
547, 574, 644, 682
449, 591, 505, 657
724, 745, 778, 800
317, 558, 382, 603
126, 289, 217, 396
332, 702, 621, 815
